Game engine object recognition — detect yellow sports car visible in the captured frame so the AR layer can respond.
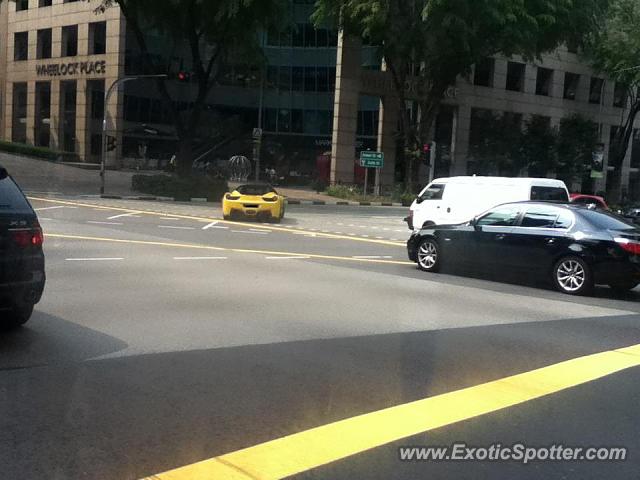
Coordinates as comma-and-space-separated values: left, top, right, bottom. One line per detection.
222, 184, 286, 222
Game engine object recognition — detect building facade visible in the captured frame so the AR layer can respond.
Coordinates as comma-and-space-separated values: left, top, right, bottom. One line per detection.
1, 0, 639, 201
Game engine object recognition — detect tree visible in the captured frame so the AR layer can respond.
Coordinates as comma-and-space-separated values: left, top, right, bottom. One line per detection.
468, 110, 522, 176
584, 0, 640, 170
556, 114, 599, 188
314, 0, 608, 191
90, 0, 287, 175
518, 115, 557, 177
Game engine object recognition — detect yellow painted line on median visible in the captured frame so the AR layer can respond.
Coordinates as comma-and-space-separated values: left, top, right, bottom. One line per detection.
45, 234, 413, 266
141, 343, 640, 480
29, 196, 406, 247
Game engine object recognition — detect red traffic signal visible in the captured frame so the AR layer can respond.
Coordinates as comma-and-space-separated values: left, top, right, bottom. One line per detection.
177, 71, 191, 82
423, 143, 431, 153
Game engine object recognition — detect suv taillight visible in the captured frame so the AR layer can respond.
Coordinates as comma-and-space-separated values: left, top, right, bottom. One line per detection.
11, 227, 43, 248
615, 237, 640, 255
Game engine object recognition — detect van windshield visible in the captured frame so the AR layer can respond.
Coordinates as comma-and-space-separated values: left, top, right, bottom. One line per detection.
530, 186, 569, 202
419, 184, 445, 201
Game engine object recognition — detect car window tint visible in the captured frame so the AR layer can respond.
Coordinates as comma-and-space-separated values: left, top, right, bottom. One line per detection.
0, 176, 32, 213
477, 205, 521, 227
521, 206, 558, 228
554, 210, 574, 229
237, 185, 275, 195
581, 210, 636, 231
530, 186, 569, 202
419, 184, 445, 201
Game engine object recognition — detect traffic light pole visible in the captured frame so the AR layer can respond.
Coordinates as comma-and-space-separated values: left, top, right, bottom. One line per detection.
101, 74, 168, 195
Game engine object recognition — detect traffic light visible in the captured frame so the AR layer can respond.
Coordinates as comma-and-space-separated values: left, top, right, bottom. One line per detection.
106, 135, 117, 152
177, 71, 192, 83
422, 141, 436, 165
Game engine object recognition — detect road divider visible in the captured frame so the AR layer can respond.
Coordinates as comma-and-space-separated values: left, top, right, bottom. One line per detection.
141, 343, 640, 480
65, 257, 124, 262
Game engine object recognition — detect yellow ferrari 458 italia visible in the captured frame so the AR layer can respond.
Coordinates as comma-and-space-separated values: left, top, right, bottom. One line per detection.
222, 184, 286, 222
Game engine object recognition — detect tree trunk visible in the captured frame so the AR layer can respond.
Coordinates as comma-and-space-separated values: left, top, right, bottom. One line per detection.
612, 99, 640, 168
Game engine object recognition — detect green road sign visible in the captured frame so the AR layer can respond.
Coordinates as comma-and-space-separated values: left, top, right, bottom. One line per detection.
360, 151, 384, 168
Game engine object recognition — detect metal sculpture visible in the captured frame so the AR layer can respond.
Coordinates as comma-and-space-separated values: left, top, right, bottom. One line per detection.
228, 155, 252, 182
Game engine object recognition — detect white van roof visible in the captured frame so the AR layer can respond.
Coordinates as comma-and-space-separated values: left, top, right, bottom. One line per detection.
432, 176, 567, 187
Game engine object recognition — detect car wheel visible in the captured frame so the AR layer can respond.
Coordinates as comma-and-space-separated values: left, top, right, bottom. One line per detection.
552, 256, 593, 296
422, 221, 435, 228
223, 214, 231, 221
2, 302, 34, 330
608, 280, 639, 293
417, 238, 440, 273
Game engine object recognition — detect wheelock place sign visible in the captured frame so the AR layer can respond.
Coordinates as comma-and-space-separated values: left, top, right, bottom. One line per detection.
36, 60, 107, 77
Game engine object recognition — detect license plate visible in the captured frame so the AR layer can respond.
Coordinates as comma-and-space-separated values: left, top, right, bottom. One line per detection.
245, 210, 257, 215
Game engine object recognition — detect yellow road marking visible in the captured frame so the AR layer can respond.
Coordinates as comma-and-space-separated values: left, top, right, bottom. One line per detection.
142, 344, 640, 480
29, 197, 406, 247
45, 234, 413, 266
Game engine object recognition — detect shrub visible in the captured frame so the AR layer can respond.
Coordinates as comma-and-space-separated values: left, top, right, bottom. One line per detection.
326, 184, 362, 199
132, 174, 228, 202
0, 140, 79, 163
311, 178, 328, 193
400, 192, 416, 206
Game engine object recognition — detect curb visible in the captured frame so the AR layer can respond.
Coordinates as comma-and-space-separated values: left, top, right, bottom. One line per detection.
98, 194, 404, 207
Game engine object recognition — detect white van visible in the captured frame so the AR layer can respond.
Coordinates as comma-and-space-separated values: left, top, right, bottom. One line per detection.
406, 176, 570, 230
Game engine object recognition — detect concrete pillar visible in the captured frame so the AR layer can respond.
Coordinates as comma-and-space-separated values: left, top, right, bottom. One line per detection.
451, 104, 471, 175
493, 59, 507, 91
376, 96, 398, 189
330, 31, 362, 184
103, 13, 127, 168
523, 64, 536, 95
76, 79, 88, 159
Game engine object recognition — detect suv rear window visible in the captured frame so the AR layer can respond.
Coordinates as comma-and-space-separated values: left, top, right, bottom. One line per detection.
530, 186, 569, 202
0, 175, 32, 213
237, 185, 276, 195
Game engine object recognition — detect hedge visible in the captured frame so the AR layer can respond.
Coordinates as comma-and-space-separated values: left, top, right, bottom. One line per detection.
0, 140, 80, 163
132, 174, 229, 202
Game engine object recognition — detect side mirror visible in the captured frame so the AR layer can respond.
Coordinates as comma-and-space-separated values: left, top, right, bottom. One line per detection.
470, 217, 480, 230
415, 196, 423, 205
0, 167, 8, 180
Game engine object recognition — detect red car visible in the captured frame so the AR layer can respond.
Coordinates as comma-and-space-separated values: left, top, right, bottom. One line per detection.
570, 194, 609, 210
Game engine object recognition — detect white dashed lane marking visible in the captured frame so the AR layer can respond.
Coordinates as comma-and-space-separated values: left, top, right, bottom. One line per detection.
107, 212, 142, 220
173, 257, 227, 261
158, 225, 195, 230
87, 221, 124, 226
66, 258, 124, 262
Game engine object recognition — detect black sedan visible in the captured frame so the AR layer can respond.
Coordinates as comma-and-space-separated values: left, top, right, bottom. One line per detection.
0, 166, 45, 328
407, 202, 640, 295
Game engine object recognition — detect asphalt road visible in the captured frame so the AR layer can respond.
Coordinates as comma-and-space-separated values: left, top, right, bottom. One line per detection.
2, 197, 640, 479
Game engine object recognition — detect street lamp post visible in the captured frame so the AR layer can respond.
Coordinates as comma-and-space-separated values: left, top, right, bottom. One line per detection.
100, 74, 168, 195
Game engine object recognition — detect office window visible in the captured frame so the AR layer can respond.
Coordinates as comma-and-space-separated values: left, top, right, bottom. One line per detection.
304, 67, 316, 92
278, 66, 291, 92
12, 83, 28, 144
88, 80, 105, 120
292, 67, 303, 92
304, 24, 316, 47
61, 25, 78, 57
39, 0, 52, 6
36, 29, 52, 59
90, 134, 102, 155
89, 22, 106, 55
278, 109, 291, 132
60, 81, 77, 152
506, 62, 525, 92
535, 67, 553, 96
328, 67, 336, 92
14, 32, 28, 61
35, 82, 51, 147
264, 108, 277, 132
291, 110, 303, 133
563, 73, 580, 100
266, 66, 278, 89
614, 83, 628, 108
589, 78, 604, 105
292, 24, 304, 47
473, 58, 494, 87
16, 0, 29, 10
316, 28, 328, 47
317, 67, 328, 92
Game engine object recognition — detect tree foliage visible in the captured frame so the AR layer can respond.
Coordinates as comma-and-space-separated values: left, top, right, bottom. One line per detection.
89, 0, 287, 174
584, 0, 640, 169
314, 0, 608, 190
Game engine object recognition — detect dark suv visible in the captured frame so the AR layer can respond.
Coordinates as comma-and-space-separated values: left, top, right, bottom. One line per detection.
0, 166, 45, 328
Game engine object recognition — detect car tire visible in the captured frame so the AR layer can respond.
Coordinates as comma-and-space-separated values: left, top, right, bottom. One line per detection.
608, 280, 639, 293
2, 302, 34, 330
417, 238, 441, 273
422, 221, 435, 228
552, 256, 594, 296
223, 214, 231, 221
